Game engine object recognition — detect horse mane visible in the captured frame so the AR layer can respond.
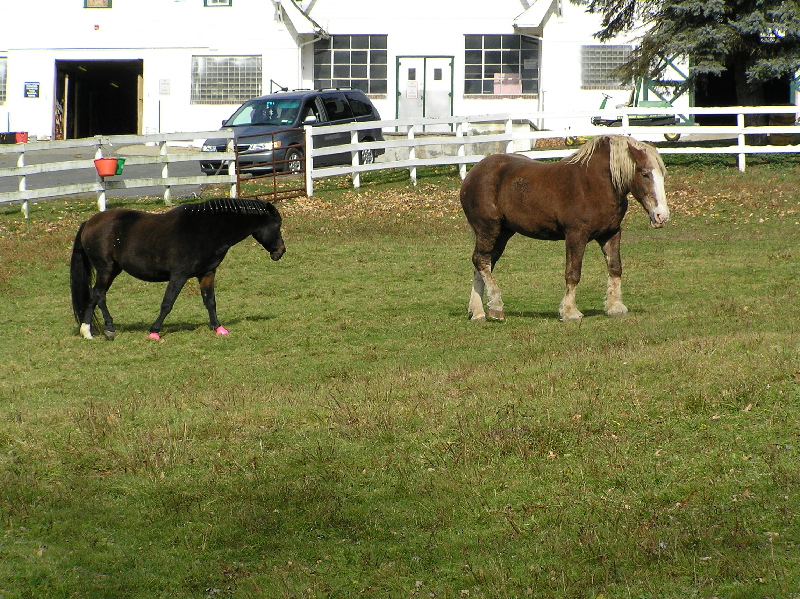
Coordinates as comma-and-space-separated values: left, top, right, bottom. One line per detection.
563, 135, 665, 194
183, 198, 278, 217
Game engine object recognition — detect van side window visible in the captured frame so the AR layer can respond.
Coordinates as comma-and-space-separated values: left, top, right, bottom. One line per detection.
321, 95, 354, 121
301, 101, 321, 124
344, 93, 373, 117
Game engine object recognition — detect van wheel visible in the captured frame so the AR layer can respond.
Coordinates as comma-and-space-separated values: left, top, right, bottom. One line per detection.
285, 149, 304, 173
360, 144, 375, 165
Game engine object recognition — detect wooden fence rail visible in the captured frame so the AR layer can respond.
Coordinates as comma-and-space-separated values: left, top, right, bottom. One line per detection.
1, 106, 798, 215
303, 105, 800, 195
0, 131, 236, 218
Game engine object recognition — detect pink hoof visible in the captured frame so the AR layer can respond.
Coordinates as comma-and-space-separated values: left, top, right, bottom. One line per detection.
215, 326, 229, 335
148, 332, 161, 340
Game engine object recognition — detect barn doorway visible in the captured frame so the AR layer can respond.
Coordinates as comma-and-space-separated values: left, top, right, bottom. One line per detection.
55, 59, 143, 140
396, 56, 454, 130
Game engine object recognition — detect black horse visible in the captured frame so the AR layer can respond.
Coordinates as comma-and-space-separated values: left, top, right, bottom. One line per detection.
70, 198, 286, 340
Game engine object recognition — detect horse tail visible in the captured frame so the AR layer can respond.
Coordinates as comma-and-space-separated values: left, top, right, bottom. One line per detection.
70, 222, 96, 327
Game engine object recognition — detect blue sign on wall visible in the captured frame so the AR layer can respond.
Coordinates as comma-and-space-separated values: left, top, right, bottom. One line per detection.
24, 82, 40, 98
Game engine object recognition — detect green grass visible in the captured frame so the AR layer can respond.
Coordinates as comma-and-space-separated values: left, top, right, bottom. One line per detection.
1, 159, 799, 598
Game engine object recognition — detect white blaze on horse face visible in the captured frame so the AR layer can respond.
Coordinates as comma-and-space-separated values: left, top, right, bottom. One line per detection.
649, 169, 670, 227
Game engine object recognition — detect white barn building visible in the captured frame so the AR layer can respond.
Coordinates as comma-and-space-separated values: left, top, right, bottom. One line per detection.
1, 0, 692, 142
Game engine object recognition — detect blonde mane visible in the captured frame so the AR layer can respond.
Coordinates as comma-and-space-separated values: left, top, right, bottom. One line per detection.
563, 135, 665, 194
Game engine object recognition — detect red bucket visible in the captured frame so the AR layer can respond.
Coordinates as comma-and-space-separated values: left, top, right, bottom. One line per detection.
94, 157, 118, 177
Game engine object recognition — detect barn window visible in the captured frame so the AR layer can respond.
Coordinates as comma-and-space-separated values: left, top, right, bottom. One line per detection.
464, 34, 539, 96
313, 35, 388, 95
191, 56, 262, 104
581, 45, 633, 89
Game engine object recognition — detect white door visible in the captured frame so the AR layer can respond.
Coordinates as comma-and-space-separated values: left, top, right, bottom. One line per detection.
397, 56, 453, 130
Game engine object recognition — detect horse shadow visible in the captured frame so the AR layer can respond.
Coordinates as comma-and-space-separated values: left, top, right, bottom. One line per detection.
509, 308, 603, 320
120, 313, 276, 335
448, 306, 632, 321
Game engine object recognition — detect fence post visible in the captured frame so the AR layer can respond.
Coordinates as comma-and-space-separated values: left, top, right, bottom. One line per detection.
94, 145, 107, 212
351, 129, 360, 190
457, 119, 467, 180
16, 151, 29, 218
737, 112, 746, 172
304, 125, 314, 197
505, 118, 514, 154
408, 124, 417, 186
160, 141, 172, 206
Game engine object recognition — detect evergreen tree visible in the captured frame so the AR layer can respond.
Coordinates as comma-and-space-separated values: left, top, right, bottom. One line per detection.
580, 0, 800, 106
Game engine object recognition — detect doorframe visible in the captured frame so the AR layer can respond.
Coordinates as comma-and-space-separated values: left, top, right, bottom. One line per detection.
395, 55, 454, 119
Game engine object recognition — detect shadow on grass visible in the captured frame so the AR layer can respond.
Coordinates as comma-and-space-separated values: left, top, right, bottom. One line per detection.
106, 313, 277, 336
447, 307, 616, 321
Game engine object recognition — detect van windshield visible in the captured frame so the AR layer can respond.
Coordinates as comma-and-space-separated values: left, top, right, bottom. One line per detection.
226, 100, 301, 127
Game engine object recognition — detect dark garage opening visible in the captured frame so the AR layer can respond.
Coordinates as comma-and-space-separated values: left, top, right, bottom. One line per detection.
55, 59, 142, 139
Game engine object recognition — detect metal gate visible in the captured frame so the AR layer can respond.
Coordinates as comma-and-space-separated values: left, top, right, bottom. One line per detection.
234, 128, 307, 201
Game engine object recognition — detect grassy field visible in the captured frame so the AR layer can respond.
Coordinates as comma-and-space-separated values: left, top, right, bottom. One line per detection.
1, 154, 799, 598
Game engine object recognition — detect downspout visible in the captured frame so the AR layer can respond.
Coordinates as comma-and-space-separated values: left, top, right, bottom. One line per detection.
297, 33, 326, 89
279, 0, 329, 89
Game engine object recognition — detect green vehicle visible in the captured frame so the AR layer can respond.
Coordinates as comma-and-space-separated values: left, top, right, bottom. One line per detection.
567, 75, 690, 145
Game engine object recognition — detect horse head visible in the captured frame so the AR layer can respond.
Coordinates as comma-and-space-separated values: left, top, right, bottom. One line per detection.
626, 141, 670, 228
252, 203, 286, 260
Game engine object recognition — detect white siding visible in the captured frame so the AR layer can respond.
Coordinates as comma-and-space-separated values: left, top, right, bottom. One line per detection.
1, 0, 663, 140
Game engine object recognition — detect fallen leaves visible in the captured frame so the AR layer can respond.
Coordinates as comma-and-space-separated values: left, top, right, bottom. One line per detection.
280, 183, 464, 222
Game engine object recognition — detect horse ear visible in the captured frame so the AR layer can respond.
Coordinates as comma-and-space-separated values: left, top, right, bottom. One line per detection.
626, 141, 648, 165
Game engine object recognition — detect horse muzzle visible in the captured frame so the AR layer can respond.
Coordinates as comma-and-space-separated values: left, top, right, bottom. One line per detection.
649, 208, 670, 228
270, 245, 286, 261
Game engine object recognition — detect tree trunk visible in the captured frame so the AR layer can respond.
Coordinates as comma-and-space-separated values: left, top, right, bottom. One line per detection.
732, 54, 768, 144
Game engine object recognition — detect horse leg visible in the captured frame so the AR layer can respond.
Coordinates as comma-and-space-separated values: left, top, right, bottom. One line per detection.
600, 231, 628, 318
198, 271, 227, 334
470, 228, 513, 321
468, 268, 486, 321
79, 290, 99, 339
97, 267, 122, 340
559, 234, 587, 322
81, 268, 119, 340
95, 289, 116, 340
148, 276, 188, 338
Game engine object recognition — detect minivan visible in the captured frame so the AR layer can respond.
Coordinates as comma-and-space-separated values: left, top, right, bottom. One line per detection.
199, 89, 384, 175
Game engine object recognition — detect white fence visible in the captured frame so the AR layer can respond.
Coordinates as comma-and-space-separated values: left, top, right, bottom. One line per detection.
304, 105, 800, 195
1, 105, 798, 216
0, 131, 236, 218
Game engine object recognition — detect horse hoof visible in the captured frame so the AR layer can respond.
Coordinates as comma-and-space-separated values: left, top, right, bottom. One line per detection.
79, 323, 93, 340
470, 313, 487, 322
148, 332, 161, 341
606, 305, 628, 318
486, 309, 506, 321
215, 326, 229, 335
560, 313, 583, 322
103, 330, 116, 341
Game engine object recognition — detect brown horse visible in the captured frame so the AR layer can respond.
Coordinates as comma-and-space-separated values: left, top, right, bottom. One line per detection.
70, 198, 285, 340
460, 135, 669, 322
